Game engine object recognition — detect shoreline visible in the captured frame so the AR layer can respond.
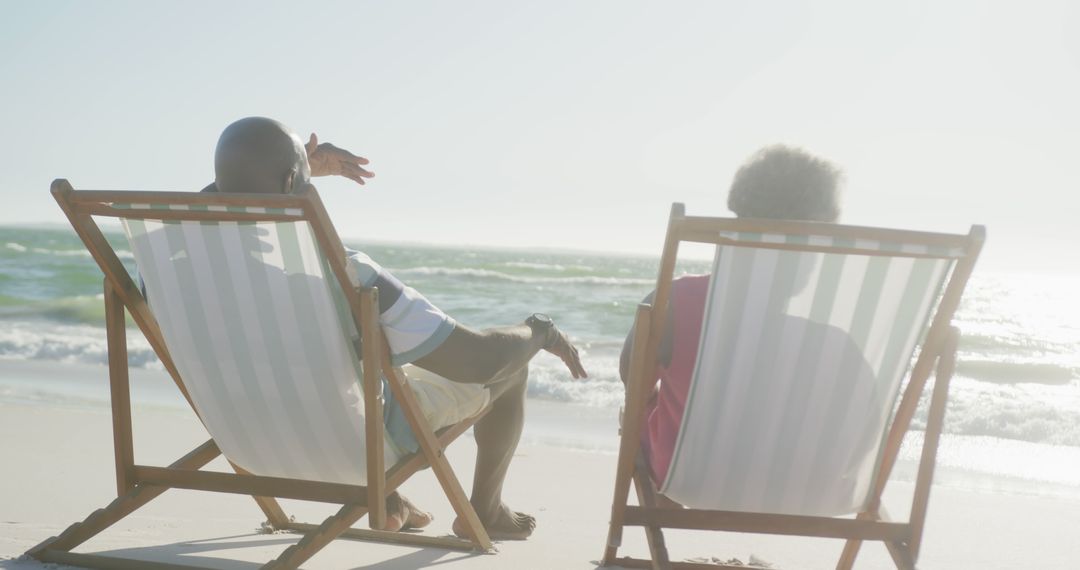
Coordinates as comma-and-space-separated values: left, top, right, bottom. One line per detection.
3, 358, 1078, 497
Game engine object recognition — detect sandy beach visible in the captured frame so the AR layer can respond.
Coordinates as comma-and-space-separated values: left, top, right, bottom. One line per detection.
1, 360, 1078, 570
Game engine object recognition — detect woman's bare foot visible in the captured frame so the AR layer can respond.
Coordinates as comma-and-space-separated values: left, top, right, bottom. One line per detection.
381, 492, 434, 532
452, 503, 536, 541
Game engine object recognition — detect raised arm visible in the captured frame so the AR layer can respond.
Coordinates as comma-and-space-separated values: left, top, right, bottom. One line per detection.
346, 250, 585, 385
415, 319, 586, 386
199, 137, 372, 193
305, 133, 375, 186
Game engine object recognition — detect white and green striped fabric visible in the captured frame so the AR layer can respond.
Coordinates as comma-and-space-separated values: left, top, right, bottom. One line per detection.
660, 231, 957, 516
118, 203, 401, 485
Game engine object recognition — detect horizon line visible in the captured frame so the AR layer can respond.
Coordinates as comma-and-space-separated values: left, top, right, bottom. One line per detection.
0, 221, 682, 260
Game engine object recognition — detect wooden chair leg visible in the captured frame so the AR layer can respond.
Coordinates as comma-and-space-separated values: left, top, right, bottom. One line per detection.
837, 509, 879, 570
104, 279, 135, 496
249, 490, 292, 529
382, 360, 493, 552
230, 462, 291, 529
262, 502, 369, 570
604, 305, 654, 566
836, 537, 863, 570
359, 288, 388, 531
886, 541, 917, 570
633, 462, 672, 570
601, 546, 620, 566
838, 505, 907, 570
603, 442, 638, 567
907, 327, 959, 562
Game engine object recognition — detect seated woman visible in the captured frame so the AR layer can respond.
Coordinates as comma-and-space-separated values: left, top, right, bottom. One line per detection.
619, 144, 844, 488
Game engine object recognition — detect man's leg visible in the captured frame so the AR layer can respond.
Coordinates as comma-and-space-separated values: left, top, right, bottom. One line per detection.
453, 364, 535, 540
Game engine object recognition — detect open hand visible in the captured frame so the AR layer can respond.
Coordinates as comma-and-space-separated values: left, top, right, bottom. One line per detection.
546, 328, 588, 380
305, 133, 375, 186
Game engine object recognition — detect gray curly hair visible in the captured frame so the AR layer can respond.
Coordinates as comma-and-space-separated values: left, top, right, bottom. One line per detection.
727, 144, 843, 222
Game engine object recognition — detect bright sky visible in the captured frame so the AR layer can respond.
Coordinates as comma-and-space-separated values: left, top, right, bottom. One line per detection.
2, 0, 1077, 274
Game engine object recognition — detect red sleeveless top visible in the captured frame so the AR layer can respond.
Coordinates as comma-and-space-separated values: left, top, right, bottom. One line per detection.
644, 274, 711, 485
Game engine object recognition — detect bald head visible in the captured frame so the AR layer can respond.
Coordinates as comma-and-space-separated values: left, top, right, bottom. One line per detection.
214, 117, 311, 194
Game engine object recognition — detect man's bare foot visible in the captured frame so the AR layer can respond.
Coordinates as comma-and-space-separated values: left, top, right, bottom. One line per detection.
452, 504, 536, 541
381, 491, 433, 532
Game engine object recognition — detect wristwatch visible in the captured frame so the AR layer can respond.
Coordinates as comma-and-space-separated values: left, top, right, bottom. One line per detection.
526, 313, 555, 348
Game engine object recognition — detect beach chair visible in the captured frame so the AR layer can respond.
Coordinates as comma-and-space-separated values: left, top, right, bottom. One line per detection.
602, 204, 984, 570
28, 179, 493, 569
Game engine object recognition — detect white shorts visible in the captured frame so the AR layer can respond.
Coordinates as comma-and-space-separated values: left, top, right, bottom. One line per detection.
399, 364, 490, 431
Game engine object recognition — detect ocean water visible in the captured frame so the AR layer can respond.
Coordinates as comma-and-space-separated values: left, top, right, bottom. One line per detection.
2, 225, 1079, 488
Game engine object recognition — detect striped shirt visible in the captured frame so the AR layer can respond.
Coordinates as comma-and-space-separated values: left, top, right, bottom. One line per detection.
345, 248, 457, 366
345, 248, 458, 455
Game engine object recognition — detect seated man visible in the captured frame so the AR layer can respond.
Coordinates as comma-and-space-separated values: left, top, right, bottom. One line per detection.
206, 117, 588, 539
620, 144, 844, 487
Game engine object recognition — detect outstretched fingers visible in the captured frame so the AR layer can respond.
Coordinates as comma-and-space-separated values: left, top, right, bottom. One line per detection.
304, 133, 374, 184
342, 161, 375, 183
550, 332, 587, 379
562, 345, 587, 379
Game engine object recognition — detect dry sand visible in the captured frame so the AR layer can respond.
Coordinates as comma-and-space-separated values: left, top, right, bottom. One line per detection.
1, 364, 1078, 569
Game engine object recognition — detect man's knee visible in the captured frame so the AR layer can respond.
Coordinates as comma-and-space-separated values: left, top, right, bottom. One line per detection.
508, 364, 528, 388
489, 364, 528, 401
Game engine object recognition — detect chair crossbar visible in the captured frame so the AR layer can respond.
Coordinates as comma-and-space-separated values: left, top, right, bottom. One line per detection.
622, 507, 911, 542
132, 466, 370, 505
675, 215, 975, 249
68, 189, 309, 209
79, 202, 307, 222
700, 237, 965, 259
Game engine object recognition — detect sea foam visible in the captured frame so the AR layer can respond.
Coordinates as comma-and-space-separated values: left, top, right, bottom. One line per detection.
394, 266, 653, 286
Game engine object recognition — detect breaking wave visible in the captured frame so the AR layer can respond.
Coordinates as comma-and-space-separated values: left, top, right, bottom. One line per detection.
393, 266, 652, 286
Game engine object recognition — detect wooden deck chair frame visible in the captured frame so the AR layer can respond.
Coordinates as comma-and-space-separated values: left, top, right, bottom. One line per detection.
27, 179, 494, 570
602, 204, 984, 570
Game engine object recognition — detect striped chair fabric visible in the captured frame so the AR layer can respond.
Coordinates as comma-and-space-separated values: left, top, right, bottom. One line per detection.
660, 231, 959, 516
118, 203, 401, 485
